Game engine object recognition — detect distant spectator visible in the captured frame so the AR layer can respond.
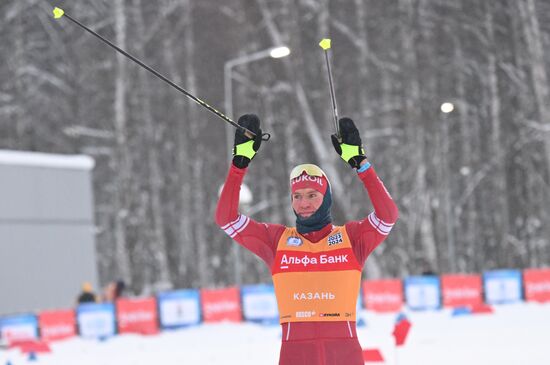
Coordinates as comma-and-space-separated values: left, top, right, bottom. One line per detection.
421, 269, 436, 276
102, 279, 126, 302
77, 282, 97, 304
114, 279, 126, 298
419, 260, 437, 276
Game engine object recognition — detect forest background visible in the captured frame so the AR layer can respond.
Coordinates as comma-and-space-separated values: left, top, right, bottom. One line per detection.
1, 0, 549, 295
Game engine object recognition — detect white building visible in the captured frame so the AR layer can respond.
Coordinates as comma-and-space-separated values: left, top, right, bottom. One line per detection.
0, 150, 98, 315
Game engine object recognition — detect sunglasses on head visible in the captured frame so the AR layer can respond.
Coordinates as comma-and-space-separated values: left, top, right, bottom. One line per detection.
289, 164, 327, 180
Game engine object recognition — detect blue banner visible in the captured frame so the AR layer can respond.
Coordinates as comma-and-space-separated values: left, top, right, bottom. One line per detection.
483, 269, 522, 304
0, 314, 38, 342
76, 303, 116, 339
158, 289, 201, 329
404, 276, 441, 310
241, 284, 278, 324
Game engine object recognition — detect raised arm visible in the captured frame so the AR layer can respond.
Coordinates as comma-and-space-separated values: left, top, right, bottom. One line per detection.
214, 114, 284, 267
331, 118, 399, 265
346, 163, 398, 265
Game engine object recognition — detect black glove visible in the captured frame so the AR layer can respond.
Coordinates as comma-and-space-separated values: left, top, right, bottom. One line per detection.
331, 117, 366, 169
232, 114, 262, 169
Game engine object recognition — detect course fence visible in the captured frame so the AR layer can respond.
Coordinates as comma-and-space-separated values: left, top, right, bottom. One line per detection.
1, 268, 549, 344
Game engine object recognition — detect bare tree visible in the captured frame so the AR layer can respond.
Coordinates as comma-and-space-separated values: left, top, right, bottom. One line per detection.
112, 0, 133, 286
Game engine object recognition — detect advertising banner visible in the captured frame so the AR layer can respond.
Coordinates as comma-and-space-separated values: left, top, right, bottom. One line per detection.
441, 274, 483, 308
362, 279, 403, 312
76, 303, 116, 339
201, 287, 242, 323
38, 309, 76, 341
0, 314, 38, 344
484, 269, 522, 304
158, 289, 201, 329
523, 268, 550, 303
116, 297, 158, 334
241, 284, 278, 324
404, 276, 441, 310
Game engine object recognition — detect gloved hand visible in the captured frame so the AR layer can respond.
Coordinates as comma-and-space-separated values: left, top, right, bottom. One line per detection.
233, 114, 262, 168
331, 117, 366, 169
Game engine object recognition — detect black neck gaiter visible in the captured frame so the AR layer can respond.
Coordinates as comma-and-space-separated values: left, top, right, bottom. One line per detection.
295, 188, 333, 234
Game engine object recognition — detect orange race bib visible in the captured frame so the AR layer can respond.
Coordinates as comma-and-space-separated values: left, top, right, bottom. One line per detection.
271, 226, 362, 323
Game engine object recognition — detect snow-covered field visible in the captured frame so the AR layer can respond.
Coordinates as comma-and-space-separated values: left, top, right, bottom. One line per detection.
1, 302, 549, 365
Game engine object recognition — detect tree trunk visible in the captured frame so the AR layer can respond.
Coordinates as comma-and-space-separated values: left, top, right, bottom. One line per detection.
178, 0, 209, 288
163, 22, 193, 287
112, 0, 132, 286
133, 0, 172, 289
399, 0, 438, 273
517, 0, 550, 262
451, 17, 478, 272
484, 3, 510, 267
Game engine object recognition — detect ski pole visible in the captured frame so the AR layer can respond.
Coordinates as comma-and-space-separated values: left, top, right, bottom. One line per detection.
319, 38, 340, 140
52, 7, 270, 141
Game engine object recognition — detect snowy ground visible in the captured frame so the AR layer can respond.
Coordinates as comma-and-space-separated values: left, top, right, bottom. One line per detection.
1, 302, 549, 365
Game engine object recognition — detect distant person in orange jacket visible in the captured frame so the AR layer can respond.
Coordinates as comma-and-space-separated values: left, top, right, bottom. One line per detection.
216, 115, 398, 365
76, 282, 97, 304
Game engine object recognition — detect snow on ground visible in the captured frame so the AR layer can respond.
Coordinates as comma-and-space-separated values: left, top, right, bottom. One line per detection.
1, 302, 549, 365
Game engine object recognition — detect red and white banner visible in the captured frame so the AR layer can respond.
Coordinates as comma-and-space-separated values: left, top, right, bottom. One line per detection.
116, 297, 159, 335
441, 274, 482, 308
523, 268, 550, 303
362, 279, 403, 312
201, 287, 242, 323
38, 309, 76, 341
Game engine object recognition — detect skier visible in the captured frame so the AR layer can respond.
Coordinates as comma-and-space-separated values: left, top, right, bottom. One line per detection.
216, 114, 398, 365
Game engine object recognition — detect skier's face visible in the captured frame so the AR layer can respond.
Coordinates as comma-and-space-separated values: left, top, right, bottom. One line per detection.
291, 188, 324, 218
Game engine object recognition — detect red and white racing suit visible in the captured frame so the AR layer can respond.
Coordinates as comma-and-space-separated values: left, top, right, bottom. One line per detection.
215, 164, 398, 365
